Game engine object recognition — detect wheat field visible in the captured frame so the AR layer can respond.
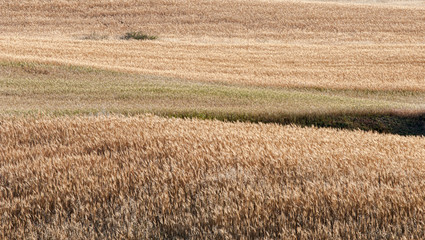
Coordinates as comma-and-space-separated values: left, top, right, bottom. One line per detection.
1, 61, 423, 114
1, 0, 424, 90
2, 37, 425, 91
2, 0, 425, 42
1, 0, 425, 239
1, 115, 425, 239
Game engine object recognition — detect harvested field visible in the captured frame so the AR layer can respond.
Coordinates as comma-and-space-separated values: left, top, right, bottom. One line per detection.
1, 115, 425, 239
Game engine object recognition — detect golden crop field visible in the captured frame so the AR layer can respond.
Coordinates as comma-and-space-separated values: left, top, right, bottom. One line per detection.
1, 0, 424, 239
2, 37, 425, 90
2, 0, 425, 42
1, 0, 425, 91
1, 115, 425, 239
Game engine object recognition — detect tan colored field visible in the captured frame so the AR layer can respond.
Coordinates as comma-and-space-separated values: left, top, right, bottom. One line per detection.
1, 0, 425, 239
1, 115, 424, 239
1, 0, 424, 91
2, 37, 424, 91
1, 61, 423, 114
1, 60, 423, 136
1, 0, 424, 42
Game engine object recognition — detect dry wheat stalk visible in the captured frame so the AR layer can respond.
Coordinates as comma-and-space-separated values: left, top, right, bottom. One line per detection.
1, 115, 424, 239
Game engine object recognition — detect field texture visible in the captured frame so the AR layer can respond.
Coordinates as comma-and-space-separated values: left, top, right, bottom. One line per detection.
1, 0, 425, 239
1, 61, 424, 135
2, 38, 425, 91
2, 0, 425, 42
1, 0, 425, 91
1, 115, 425, 239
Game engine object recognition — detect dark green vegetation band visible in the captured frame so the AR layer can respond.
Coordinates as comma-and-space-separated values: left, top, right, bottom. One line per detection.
165, 111, 425, 136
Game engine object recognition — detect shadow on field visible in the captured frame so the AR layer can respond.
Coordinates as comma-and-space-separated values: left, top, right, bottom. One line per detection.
167, 111, 425, 136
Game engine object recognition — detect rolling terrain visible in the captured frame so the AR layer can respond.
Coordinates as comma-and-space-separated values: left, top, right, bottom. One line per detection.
0, 0, 424, 239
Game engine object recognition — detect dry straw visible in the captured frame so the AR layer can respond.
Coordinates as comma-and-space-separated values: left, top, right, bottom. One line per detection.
1, 115, 424, 239
0, 0, 424, 91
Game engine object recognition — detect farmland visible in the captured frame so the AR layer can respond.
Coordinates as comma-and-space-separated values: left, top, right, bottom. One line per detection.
1, 0, 425, 91
1, 0, 425, 239
1, 115, 425, 239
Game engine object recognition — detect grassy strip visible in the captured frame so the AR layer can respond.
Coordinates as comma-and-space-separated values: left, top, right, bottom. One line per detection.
1, 61, 424, 135
163, 110, 425, 136
3, 109, 424, 136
